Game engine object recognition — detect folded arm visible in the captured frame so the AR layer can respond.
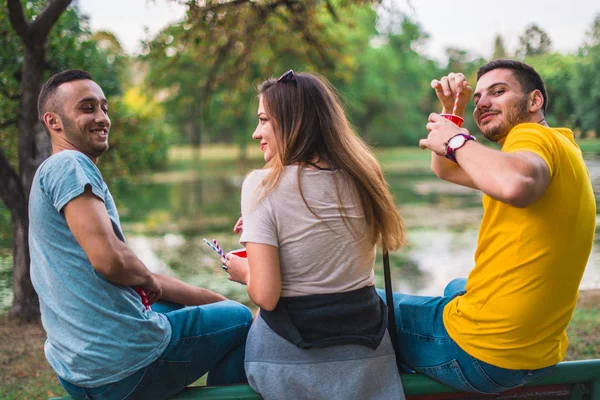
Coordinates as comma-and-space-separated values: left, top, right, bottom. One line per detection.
453, 145, 551, 207
156, 273, 225, 305
64, 186, 158, 293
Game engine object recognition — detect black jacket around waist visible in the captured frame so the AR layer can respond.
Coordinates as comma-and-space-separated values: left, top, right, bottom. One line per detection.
259, 285, 387, 350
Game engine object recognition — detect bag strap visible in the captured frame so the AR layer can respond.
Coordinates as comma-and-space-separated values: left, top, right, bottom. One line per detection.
383, 249, 400, 369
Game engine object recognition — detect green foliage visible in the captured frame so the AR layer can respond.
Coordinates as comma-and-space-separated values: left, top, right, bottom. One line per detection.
571, 17, 600, 136
0, 205, 10, 250
525, 53, 578, 127
142, 1, 392, 148
0, 1, 124, 170
341, 16, 442, 146
492, 35, 508, 59
0, 1, 170, 181
99, 88, 172, 181
517, 24, 553, 58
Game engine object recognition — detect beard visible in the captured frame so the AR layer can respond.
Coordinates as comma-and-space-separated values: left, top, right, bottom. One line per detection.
61, 114, 109, 157
480, 96, 530, 142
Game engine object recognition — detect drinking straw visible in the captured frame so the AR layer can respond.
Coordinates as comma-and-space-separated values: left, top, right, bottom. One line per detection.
451, 91, 460, 115
203, 238, 228, 271
213, 239, 224, 257
203, 238, 222, 256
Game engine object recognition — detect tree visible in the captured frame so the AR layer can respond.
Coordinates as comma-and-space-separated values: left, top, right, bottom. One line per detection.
492, 34, 508, 59
144, 0, 381, 151
0, 1, 134, 321
1, 0, 72, 321
342, 16, 440, 145
525, 53, 577, 127
571, 14, 600, 136
583, 13, 600, 49
517, 24, 552, 58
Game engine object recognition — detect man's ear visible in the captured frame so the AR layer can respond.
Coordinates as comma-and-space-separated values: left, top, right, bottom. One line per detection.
528, 90, 544, 113
43, 112, 62, 131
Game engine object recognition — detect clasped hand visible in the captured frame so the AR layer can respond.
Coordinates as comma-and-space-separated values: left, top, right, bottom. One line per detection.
420, 72, 473, 156
420, 114, 469, 156
140, 273, 162, 304
222, 252, 249, 285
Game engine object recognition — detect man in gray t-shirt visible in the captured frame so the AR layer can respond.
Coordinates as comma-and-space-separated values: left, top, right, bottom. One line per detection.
30, 69, 252, 399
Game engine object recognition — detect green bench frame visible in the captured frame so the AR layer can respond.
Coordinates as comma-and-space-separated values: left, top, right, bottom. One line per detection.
52, 359, 600, 399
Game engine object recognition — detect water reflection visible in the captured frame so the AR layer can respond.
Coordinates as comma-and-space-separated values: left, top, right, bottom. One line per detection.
2, 155, 600, 311
120, 156, 600, 304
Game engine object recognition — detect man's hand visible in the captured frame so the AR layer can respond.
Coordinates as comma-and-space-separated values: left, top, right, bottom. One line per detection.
420, 113, 469, 156
140, 274, 162, 304
431, 72, 473, 115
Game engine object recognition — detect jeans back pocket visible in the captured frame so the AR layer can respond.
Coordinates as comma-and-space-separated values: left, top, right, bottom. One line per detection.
418, 359, 484, 394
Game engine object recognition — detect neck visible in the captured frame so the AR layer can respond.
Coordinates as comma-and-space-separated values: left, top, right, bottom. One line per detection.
51, 140, 98, 164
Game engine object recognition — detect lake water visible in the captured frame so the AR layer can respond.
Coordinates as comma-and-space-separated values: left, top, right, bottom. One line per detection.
2, 153, 600, 310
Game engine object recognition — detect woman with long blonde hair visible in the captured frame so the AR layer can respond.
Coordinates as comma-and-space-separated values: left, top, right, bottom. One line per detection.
224, 70, 406, 400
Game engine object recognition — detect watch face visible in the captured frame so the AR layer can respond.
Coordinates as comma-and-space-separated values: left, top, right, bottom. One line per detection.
448, 135, 466, 149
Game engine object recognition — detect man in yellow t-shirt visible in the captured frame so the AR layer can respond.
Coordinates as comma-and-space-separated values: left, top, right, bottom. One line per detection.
390, 59, 596, 394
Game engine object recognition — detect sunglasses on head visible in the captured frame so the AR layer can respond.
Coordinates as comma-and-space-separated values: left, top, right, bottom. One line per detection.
277, 69, 297, 87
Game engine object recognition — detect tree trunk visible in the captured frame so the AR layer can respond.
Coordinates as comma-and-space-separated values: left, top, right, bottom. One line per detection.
8, 42, 50, 322
0, 151, 34, 321
191, 100, 202, 162
4, 0, 73, 321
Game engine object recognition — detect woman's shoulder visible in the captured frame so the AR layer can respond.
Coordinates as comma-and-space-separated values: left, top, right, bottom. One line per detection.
242, 169, 273, 196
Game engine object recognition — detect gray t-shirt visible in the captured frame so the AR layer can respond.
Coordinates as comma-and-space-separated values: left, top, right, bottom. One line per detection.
29, 150, 171, 386
240, 166, 375, 297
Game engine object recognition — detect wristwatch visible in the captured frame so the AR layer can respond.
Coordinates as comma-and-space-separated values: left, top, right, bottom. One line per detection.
445, 133, 476, 162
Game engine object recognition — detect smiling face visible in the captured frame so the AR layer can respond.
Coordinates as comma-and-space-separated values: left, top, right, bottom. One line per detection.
253, 96, 278, 162
472, 68, 532, 143
52, 79, 111, 161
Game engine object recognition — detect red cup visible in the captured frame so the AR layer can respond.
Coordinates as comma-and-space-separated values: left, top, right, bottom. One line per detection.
440, 114, 463, 127
231, 248, 247, 258
135, 287, 151, 310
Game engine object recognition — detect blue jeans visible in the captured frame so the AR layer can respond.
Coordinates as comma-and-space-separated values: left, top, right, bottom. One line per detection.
59, 300, 253, 400
378, 279, 554, 394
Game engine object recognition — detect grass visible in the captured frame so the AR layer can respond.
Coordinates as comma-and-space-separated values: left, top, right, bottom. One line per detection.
565, 290, 600, 361
0, 316, 66, 399
577, 137, 600, 153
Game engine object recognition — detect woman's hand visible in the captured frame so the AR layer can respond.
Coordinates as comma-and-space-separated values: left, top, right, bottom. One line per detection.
233, 217, 243, 234
222, 252, 249, 285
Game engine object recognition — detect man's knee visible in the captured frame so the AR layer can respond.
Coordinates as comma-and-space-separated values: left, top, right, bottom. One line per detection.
218, 300, 253, 326
444, 278, 467, 297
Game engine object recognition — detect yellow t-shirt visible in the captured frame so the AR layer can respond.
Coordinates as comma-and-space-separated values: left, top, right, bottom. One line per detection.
443, 123, 596, 370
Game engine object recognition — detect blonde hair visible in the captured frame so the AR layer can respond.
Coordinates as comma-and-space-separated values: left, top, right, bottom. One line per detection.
256, 72, 406, 251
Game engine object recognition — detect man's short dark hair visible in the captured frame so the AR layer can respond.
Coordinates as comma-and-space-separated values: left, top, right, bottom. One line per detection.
38, 69, 94, 123
476, 59, 548, 115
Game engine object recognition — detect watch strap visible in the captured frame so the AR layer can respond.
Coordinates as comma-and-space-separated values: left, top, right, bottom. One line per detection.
445, 133, 476, 162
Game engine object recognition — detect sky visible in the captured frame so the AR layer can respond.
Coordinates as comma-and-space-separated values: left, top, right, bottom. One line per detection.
76, 0, 599, 62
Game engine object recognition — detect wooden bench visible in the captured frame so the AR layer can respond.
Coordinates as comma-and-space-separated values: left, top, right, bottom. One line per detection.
52, 359, 600, 399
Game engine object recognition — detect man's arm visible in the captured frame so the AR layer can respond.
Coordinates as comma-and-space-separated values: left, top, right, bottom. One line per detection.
156, 273, 225, 305
428, 73, 476, 188
421, 114, 551, 207
430, 153, 478, 189
453, 144, 550, 207
63, 186, 161, 301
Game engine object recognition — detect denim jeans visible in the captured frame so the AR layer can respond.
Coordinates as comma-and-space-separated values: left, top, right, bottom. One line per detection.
378, 279, 555, 394
59, 300, 253, 400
